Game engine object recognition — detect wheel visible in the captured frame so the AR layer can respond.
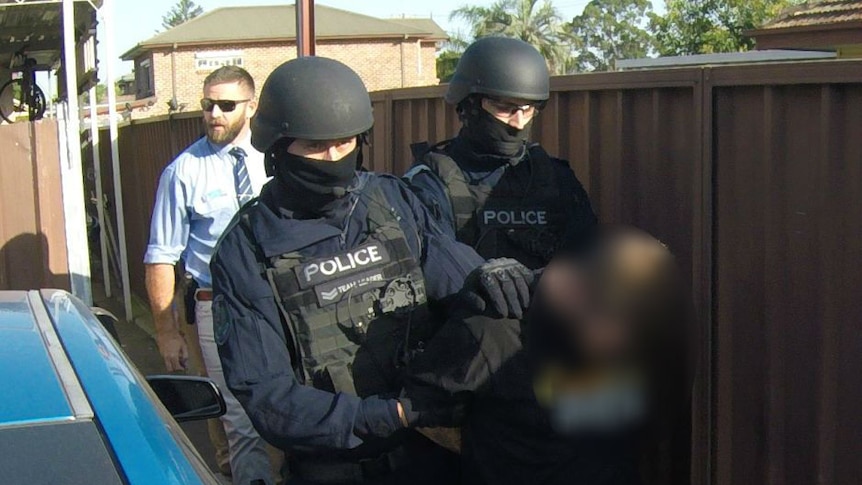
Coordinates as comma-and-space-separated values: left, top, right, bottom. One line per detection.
28, 83, 46, 121
0, 79, 47, 123
0, 78, 20, 123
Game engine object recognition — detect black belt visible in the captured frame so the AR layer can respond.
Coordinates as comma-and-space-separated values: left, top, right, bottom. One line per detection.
290, 447, 408, 483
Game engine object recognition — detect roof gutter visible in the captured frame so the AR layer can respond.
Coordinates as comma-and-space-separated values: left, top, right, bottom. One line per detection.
126, 33, 446, 53
747, 20, 862, 38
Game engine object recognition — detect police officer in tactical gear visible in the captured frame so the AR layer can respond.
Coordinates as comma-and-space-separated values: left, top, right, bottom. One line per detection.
210, 57, 533, 484
405, 37, 597, 270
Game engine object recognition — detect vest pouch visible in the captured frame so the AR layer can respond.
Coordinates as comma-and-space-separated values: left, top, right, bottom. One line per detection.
378, 275, 426, 317
473, 198, 563, 269
263, 183, 430, 398
503, 224, 563, 264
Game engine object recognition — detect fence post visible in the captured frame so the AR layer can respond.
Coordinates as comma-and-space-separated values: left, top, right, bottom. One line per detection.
88, 86, 111, 297
103, 0, 133, 320
60, 0, 93, 304
384, 93, 394, 173
690, 66, 714, 485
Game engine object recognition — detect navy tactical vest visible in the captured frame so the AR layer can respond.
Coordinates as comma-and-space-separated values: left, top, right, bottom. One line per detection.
414, 142, 569, 269
251, 178, 429, 398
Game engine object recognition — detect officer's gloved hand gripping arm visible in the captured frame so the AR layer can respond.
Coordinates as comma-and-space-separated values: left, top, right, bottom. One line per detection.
461, 258, 536, 319
211, 231, 407, 452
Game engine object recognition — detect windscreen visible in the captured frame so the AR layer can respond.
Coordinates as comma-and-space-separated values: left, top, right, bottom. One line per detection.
0, 420, 125, 485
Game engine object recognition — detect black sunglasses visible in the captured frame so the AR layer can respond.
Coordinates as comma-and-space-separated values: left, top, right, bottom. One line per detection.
200, 98, 250, 113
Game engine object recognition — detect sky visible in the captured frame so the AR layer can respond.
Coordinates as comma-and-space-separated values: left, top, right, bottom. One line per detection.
100, 0, 607, 78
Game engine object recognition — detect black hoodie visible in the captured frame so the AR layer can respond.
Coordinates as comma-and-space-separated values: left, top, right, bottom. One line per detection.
405, 300, 643, 485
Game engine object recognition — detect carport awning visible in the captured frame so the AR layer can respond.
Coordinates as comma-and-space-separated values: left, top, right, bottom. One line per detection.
0, 0, 101, 92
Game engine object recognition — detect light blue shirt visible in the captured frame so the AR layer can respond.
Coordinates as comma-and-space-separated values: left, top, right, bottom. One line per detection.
144, 135, 269, 287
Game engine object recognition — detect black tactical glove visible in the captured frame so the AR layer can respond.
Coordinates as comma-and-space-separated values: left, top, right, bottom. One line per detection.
461, 258, 535, 319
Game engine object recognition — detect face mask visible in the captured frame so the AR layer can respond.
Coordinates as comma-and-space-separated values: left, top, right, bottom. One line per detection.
460, 104, 532, 159
272, 146, 358, 210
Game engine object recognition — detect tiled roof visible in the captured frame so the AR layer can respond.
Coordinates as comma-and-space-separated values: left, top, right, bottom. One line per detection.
121, 5, 446, 60
762, 0, 862, 30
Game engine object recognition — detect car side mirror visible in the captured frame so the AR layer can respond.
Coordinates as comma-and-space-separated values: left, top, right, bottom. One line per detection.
90, 306, 120, 342
146, 375, 226, 423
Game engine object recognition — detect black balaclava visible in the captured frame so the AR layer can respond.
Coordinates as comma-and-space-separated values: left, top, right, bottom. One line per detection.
266, 139, 359, 213
456, 96, 533, 165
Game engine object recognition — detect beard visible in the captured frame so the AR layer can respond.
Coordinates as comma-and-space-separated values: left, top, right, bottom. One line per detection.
205, 116, 245, 146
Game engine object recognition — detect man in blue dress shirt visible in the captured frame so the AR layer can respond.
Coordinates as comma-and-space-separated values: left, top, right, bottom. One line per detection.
144, 66, 278, 484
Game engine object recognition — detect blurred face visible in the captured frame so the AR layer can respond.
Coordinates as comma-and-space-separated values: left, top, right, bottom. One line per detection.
537, 258, 633, 366
202, 81, 257, 146
287, 137, 358, 161
481, 96, 539, 130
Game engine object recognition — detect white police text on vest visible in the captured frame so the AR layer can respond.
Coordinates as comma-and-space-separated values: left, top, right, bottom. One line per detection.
482, 210, 548, 227
300, 244, 389, 287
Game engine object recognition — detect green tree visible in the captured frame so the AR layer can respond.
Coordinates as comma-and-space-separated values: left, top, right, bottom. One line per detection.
450, 0, 571, 74
650, 0, 802, 56
567, 0, 654, 71
82, 84, 109, 105
436, 32, 470, 82
161, 0, 204, 30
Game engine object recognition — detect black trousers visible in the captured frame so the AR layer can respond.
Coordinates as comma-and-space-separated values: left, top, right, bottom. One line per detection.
288, 432, 460, 485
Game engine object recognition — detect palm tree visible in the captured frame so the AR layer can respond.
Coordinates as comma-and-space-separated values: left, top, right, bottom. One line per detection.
450, 0, 571, 74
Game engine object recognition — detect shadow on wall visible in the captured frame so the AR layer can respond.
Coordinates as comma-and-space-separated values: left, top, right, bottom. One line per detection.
0, 232, 70, 291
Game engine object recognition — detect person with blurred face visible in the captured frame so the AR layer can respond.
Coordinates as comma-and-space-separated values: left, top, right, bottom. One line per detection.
405, 37, 597, 271
404, 227, 693, 485
144, 66, 282, 484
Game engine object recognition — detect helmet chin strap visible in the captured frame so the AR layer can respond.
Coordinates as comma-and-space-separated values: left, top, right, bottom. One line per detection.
455, 96, 481, 123
355, 133, 369, 171
265, 151, 277, 177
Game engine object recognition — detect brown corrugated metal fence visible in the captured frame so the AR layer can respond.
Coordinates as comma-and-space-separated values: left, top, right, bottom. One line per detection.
88, 59, 862, 485
88, 112, 202, 298
0, 120, 71, 291
709, 62, 862, 485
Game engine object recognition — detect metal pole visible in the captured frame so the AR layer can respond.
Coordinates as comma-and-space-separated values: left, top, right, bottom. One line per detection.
296, 0, 316, 57
61, 0, 93, 304
88, 85, 111, 297
46, 70, 54, 118
103, 0, 133, 320
170, 43, 178, 111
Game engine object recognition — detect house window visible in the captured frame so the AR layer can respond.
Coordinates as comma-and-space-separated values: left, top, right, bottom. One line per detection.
136, 58, 154, 98
194, 50, 244, 72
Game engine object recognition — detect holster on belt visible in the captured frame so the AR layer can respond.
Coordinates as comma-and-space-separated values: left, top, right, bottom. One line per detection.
182, 272, 198, 325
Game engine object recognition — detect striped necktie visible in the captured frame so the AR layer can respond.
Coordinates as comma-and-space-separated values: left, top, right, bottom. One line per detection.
230, 146, 253, 204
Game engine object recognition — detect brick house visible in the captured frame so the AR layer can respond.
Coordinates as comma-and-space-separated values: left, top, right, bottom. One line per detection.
750, 0, 862, 58
120, 5, 446, 118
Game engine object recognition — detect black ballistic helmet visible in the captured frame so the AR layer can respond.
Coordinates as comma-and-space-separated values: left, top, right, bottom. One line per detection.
445, 37, 550, 106
251, 57, 374, 152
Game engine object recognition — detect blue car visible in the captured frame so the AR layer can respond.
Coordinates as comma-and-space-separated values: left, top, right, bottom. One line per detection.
0, 289, 226, 484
